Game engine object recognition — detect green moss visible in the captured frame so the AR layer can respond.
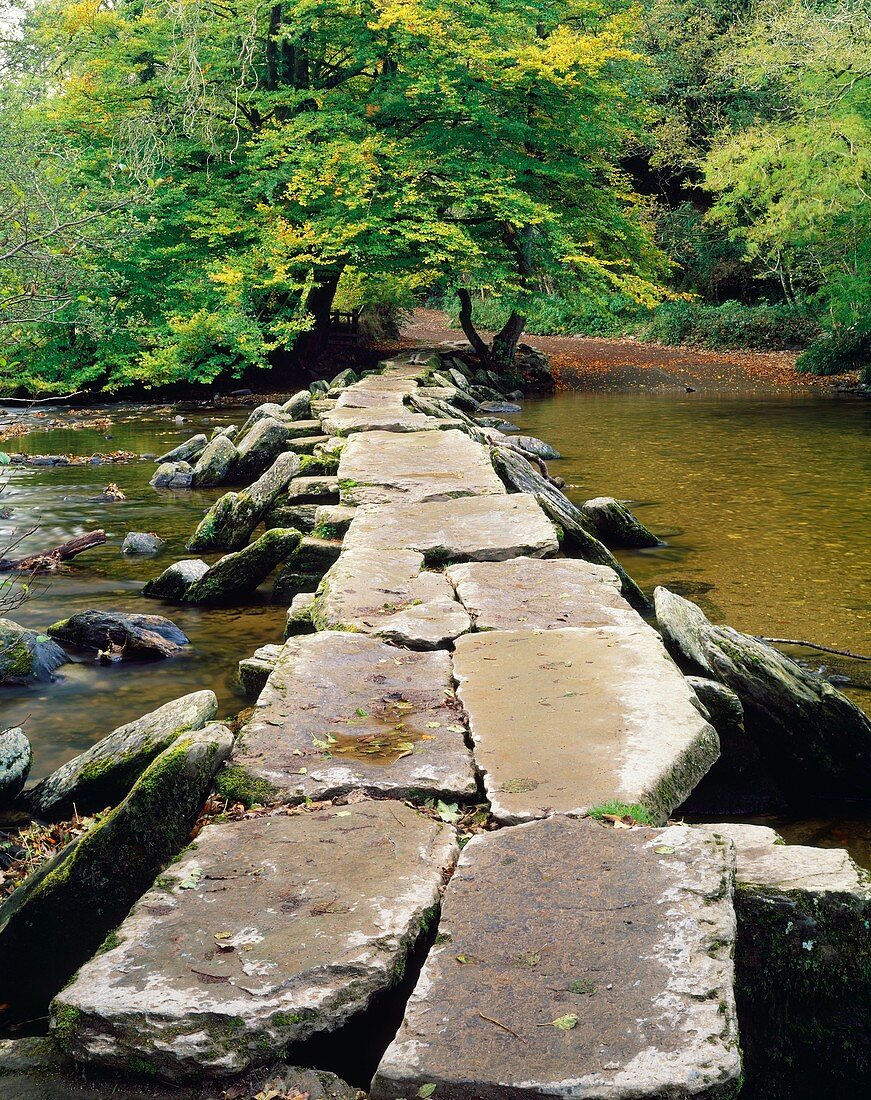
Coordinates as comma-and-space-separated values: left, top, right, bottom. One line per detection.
51, 1004, 81, 1049
311, 522, 343, 540
214, 764, 279, 807
127, 1055, 158, 1078
272, 1008, 316, 1028
586, 802, 657, 826
1, 636, 36, 678
96, 928, 123, 954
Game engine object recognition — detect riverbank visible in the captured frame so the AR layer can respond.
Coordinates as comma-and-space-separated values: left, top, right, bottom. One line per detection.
402, 309, 864, 394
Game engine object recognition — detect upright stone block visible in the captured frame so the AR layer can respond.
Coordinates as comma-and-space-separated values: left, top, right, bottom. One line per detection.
371, 818, 741, 1100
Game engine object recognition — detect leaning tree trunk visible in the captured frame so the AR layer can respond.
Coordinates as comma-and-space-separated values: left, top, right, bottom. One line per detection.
490, 308, 525, 368
456, 288, 494, 368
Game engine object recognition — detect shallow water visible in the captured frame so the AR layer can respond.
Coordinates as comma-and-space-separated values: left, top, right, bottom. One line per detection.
0, 405, 285, 780
517, 391, 871, 864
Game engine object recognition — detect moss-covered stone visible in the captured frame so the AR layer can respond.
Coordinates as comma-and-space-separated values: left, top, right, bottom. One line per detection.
0, 618, 68, 684
184, 529, 301, 605
213, 764, 279, 807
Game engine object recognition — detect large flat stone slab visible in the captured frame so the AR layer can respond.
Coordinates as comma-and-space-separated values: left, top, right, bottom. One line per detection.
447, 556, 639, 631
234, 631, 476, 802
334, 376, 419, 407
343, 494, 559, 563
371, 817, 741, 1100
314, 547, 471, 648
452, 625, 719, 824
338, 429, 505, 506
53, 801, 458, 1082
320, 405, 442, 436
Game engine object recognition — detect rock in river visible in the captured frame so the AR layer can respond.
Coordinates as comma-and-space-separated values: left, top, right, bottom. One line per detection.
183, 528, 301, 604
149, 460, 194, 489
120, 531, 165, 555
0, 618, 68, 683
25, 690, 219, 820
47, 610, 189, 660
232, 416, 294, 483
0, 723, 234, 1027
655, 586, 871, 802
156, 434, 207, 465
580, 496, 662, 548
143, 559, 209, 602
0, 728, 31, 806
190, 432, 237, 488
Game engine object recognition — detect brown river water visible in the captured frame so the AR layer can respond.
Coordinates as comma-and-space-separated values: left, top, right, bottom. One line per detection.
1, 393, 869, 860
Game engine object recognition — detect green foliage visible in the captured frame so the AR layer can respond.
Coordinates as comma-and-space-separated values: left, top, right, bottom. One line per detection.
797, 322, 871, 383
587, 802, 657, 825
641, 300, 818, 351
446, 291, 644, 338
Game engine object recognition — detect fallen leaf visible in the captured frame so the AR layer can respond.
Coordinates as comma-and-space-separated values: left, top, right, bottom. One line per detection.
551, 1013, 580, 1030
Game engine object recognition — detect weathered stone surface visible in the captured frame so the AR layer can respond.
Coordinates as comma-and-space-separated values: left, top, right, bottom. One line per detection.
234, 632, 475, 802
120, 531, 165, 555
313, 503, 356, 538
337, 429, 505, 506
343, 494, 559, 564
210, 423, 237, 441
0, 1039, 361, 1100
188, 451, 301, 552
237, 402, 289, 437
0, 618, 68, 683
263, 501, 318, 533
47, 609, 189, 659
156, 434, 207, 465
184, 529, 301, 604
237, 643, 282, 699
476, 399, 521, 414
142, 559, 209, 601
0, 728, 31, 806
0, 724, 233, 1027
54, 801, 457, 1082
149, 461, 193, 489
26, 690, 219, 820
284, 418, 324, 438
446, 556, 637, 631
453, 625, 719, 824
271, 536, 341, 602
511, 434, 562, 460
698, 822, 871, 1099
372, 817, 741, 1100
281, 389, 312, 419
321, 404, 443, 436
654, 586, 871, 801
328, 366, 358, 391
314, 547, 471, 648
285, 591, 316, 636
286, 475, 340, 501
335, 377, 417, 408
580, 496, 661, 548
233, 417, 294, 482
191, 433, 237, 488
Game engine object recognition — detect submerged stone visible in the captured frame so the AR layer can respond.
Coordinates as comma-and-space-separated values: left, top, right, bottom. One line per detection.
0, 618, 68, 684
53, 801, 457, 1082
446, 556, 637, 631
342, 493, 559, 564
371, 818, 741, 1100
452, 625, 719, 825
26, 690, 219, 820
47, 610, 189, 659
0, 724, 233, 1027
234, 631, 476, 802
313, 546, 471, 648
654, 586, 871, 802
120, 532, 165, 555
337, 429, 505, 506
580, 496, 662, 548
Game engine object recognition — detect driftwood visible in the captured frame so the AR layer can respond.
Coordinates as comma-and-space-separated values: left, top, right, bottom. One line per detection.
758, 638, 871, 662
490, 446, 650, 611
0, 529, 106, 573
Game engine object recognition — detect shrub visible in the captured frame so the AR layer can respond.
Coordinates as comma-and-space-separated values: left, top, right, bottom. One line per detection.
797, 321, 871, 383
641, 299, 818, 351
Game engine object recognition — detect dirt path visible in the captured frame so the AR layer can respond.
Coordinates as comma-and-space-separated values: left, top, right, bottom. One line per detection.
402, 309, 838, 393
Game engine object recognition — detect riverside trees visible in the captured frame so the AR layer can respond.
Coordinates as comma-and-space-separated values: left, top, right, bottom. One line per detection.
0, 0, 662, 390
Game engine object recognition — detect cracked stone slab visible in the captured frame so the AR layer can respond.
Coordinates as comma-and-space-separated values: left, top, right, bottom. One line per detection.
337, 430, 505, 506
315, 547, 471, 648
452, 625, 720, 825
53, 801, 458, 1083
446, 557, 639, 631
334, 377, 419, 408
371, 817, 741, 1100
343, 494, 559, 563
234, 631, 476, 802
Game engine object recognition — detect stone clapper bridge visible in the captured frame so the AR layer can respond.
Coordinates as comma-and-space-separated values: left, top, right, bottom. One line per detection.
42, 354, 869, 1098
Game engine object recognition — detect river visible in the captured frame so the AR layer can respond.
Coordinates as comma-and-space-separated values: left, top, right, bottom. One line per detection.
2, 393, 869, 860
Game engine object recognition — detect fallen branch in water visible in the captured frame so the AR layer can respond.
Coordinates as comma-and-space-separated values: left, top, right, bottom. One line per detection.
758, 637, 871, 662
0, 529, 106, 573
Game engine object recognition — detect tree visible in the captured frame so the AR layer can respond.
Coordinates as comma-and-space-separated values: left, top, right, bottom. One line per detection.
0, 0, 665, 389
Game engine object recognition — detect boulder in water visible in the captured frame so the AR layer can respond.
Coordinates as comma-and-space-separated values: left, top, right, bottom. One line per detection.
120, 531, 165, 555
232, 417, 294, 483
156, 434, 207, 465
142, 559, 209, 602
25, 690, 219, 820
655, 586, 871, 802
0, 619, 68, 684
190, 433, 237, 488
184, 528, 302, 604
0, 723, 233, 1027
580, 496, 661, 548
47, 610, 189, 660
281, 390, 312, 420
149, 461, 193, 489
0, 728, 31, 806
511, 434, 562, 460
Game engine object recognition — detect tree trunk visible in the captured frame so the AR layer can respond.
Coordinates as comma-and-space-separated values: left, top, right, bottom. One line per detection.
294, 270, 341, 364
456, 288, 494, 368
490, 309, 525, 368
